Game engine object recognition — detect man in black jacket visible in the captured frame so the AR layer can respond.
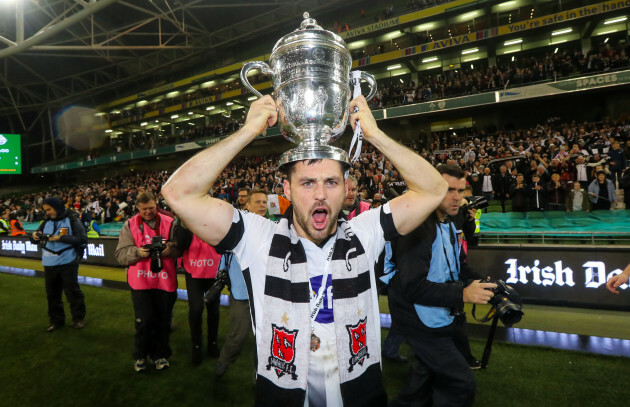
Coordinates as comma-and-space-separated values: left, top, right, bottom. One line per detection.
492, 165, 512, 213
388, 165, 496, 407
509, 173, 529, 212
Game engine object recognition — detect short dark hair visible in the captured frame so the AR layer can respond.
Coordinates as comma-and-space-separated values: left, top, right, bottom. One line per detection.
136, 190, 156, 204
437, 164, 465, 179
282, 159, 345, 182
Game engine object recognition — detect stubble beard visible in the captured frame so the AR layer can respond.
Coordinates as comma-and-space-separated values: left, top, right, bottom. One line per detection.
293, 201, 339, 244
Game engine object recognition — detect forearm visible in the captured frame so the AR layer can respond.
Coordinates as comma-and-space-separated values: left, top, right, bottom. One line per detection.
163, 125, 258, 210
114, 224, 142, 266
370, 131, 443, 196
162, 96, 276, 245
371, 131, 447, 234
400, 272, 463, 308
348, 96, 446, 234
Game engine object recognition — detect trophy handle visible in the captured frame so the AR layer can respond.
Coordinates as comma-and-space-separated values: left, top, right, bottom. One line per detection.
240, 61, 273, 98
350, 71, 378, 102
361, 71, 377, 101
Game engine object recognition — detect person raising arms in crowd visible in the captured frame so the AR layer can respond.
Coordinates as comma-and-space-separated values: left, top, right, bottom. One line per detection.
161, 95, 447, 407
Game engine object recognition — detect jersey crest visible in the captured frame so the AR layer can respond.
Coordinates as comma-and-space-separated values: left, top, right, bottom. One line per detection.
266, 324, 298, 380
346, 317, 370, 372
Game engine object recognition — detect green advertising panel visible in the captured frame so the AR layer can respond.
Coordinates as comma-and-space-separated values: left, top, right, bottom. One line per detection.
0, 134, 22, 175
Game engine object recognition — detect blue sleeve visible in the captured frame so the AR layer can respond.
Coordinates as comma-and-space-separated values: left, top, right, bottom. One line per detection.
379, 241, 397, 286
384, 242, 395, 275
226, 255, 248, 301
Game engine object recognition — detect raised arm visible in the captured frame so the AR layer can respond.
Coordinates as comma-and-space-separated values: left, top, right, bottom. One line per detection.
161, 95, 277, 245
349, 96, 447, 236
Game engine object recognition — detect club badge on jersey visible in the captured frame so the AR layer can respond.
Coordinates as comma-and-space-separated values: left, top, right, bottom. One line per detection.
346, 317, 370, 372
267, 324, 299, 380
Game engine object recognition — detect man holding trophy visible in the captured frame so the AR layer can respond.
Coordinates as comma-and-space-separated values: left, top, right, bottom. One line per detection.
162, 13, 447, 407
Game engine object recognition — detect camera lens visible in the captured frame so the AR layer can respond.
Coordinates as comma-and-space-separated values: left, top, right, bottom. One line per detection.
495, 296, 524, 326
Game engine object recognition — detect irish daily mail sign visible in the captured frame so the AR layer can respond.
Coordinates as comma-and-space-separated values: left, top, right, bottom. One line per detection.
468, 246, 629, 310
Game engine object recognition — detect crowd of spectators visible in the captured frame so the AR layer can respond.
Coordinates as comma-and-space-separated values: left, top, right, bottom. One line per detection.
0, 171, 172, 232
96, 40, 630, 160
369, 42, 630, 108
3, 112, 630, 231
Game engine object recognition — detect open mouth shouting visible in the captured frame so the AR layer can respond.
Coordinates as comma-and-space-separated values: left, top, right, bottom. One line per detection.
311, 205, 330, 231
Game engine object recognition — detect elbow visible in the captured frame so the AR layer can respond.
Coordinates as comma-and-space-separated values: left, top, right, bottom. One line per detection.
161, 182, 181, 212
161, 182, 175, 205
435, 176, 449, 199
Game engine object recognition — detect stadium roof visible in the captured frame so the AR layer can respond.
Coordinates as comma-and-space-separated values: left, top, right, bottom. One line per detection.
0, 0, 359, 127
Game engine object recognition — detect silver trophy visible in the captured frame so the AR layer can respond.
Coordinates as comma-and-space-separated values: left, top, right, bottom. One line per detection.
240, 12, 376, 168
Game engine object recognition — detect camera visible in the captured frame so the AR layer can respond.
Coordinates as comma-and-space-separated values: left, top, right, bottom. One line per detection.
483, 277, 523, 327
142, 235, 165, 273
204, 267, 231, 304
463, 196, 488, 212
31, 232, 52, 245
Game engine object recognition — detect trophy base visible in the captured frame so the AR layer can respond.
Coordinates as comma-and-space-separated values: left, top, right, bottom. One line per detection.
278, 145, 351, 172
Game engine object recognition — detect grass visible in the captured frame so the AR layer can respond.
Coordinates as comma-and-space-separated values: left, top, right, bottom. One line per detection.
1, 272, 630, 407
3, 257, 629, 340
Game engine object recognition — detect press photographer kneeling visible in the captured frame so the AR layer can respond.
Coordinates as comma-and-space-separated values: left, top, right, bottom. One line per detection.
30, 197, 87, 332
115, 190, 180, 372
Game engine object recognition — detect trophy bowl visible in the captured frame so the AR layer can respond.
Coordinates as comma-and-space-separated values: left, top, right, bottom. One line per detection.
240, 13, 376, 168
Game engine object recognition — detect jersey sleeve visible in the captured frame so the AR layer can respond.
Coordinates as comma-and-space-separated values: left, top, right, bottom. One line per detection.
348, 202, 399, 264
214, 208, 277, 271
214, 209, 245, 253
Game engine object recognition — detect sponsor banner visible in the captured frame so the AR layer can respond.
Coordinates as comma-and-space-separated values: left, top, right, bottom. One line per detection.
196, 137, 223, 147
386, 93, 496, 118
1, 237, 121, 267
549, 71, 630, 92
468, 246, 630, 309
339, 0, 479, 40
353, 0, 630, 68
339, 17, 400, 39
498, 0, 630, 35
184, 95, 216, 108
497, 70, 630, 103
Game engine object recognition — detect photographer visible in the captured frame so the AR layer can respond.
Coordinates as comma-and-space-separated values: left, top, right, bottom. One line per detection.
388, 165, 496, 407
173, 218, 222, 365
30, 197, 87, 332
115, 190, 180, 372
216, 188, 269, 377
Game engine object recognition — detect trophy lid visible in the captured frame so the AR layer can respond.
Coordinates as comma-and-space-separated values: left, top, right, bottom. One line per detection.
272, 12, 348, 55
